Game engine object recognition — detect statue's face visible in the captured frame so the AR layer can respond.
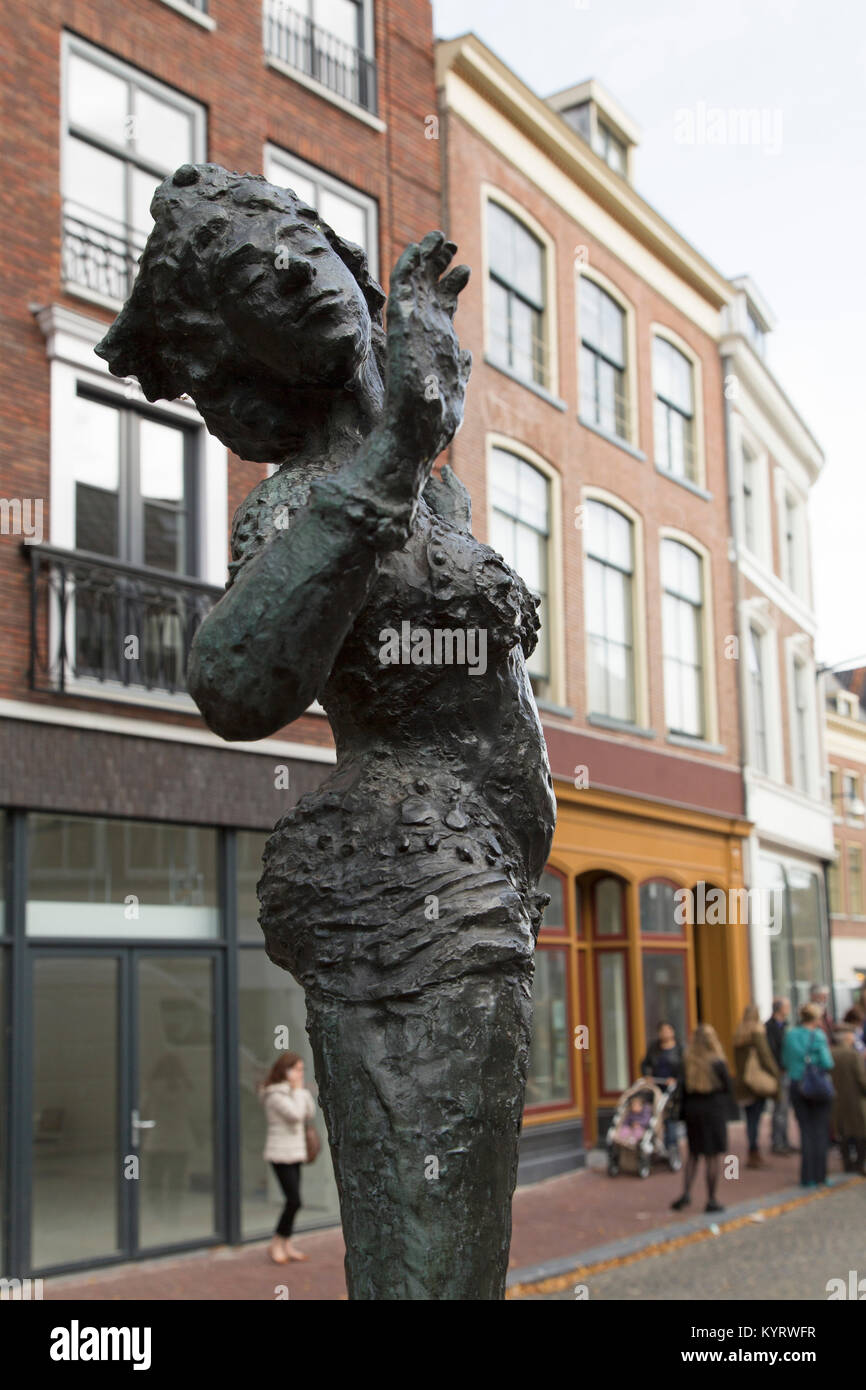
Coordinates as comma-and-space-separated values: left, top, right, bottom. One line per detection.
214, 207, 372, 386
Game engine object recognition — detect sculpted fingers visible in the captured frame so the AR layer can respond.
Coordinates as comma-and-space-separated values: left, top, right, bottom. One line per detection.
438, 263, 471, 316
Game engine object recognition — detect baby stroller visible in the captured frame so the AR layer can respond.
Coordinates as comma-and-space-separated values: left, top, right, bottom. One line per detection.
605, 1077, 682, 1178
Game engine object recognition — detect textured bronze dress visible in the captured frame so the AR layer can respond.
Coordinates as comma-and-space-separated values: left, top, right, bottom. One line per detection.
231, 465, 556, 1299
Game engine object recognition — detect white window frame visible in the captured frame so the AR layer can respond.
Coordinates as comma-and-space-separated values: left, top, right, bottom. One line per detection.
785, 637, 818, 797
576, 267, 639, 450
651, 325, 706, 491
659, 529, 719, 744
731, 416, 771, 567
481, 184, 559, 399
264, 142, 379, 278
485, 435, 565, 708
35, 304, 228, 713
741, 600, 784, 781
61, 33, 207, 313
776, 474, 810, 603
581, 487, 648, 729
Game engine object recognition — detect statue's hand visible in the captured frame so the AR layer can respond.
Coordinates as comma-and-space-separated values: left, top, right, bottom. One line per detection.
384, 231, 472, 476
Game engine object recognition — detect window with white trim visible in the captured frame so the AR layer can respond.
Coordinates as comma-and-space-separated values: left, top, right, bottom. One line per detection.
661, 539, 705, 737
579, 279, 628, 440
62, 36, 206, 303
487, 202, 547, 388
742, 441, 759, 554
264, 145, 378, 273
489, 448, 551, 692
780, 489, 803, 594
592, 120, 627, 175
653, 337, 696, 483
748, 625, 769, 774
791, 656, 811, 793
584, 501, 635, 722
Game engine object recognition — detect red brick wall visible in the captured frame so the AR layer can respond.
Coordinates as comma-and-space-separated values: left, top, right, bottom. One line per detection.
442, 107, 743, 815
0, 0, 440, 737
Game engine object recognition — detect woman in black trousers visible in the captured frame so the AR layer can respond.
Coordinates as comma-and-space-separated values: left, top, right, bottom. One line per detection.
783, 1003, 835, 1187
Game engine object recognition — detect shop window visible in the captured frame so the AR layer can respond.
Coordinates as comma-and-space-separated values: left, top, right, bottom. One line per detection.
238, 830, 269, 941
526, 948, 571, 1107
594, 876, 625, 937
538, 867, 566, 933
237, 949, 339, 1235
640, 879, 683, 936
26, 814, 219, 938
642, 951, 687, 1043
596, 951, 630, 1093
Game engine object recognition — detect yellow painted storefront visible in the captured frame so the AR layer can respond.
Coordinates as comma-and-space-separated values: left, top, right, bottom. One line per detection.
525, 785, 752, 1148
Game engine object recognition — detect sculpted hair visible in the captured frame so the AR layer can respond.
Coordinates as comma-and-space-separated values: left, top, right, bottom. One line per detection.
95, 163, 387, 460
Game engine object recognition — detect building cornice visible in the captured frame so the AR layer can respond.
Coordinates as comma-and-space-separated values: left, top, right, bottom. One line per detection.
436, 33, 733, 314
720, 331, 824, 480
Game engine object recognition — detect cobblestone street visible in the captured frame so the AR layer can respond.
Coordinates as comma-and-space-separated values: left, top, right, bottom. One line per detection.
529, 1181, 866, 1301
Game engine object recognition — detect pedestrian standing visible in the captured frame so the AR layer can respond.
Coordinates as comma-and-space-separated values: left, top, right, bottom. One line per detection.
733, 1004, 780, 1168
830, 1025, 866, 1174
809, 985, 835, 1045
783, 1003, 835, 1188
641, 1020, 683, 1157
765, 997, 793, 1155
843, 1005, 866, 1055
260, 1052, 317, 1264
671, 1024, 737, 1215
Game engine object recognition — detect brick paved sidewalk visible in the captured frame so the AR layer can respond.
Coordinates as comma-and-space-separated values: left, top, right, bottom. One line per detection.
44, 1120, 824, 1301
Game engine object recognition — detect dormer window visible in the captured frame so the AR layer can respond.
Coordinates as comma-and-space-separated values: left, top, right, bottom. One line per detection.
746, 305, 766, 357
837, 691, 858, 718
592, 120, 627, 175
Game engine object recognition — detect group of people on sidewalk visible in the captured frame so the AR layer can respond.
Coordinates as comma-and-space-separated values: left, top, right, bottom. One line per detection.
641, 986, 866, 1216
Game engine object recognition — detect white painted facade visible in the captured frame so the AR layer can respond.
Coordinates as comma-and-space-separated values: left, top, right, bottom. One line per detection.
721, 281, 833, 1015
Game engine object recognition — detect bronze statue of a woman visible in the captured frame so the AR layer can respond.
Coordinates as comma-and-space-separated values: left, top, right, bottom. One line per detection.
97, 163, 556, 1300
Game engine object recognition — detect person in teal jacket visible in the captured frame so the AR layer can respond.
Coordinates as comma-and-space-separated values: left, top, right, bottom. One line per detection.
782, 1002, 835, 1187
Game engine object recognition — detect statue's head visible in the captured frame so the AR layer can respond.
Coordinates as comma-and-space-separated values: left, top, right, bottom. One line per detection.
96, 163, 387, 462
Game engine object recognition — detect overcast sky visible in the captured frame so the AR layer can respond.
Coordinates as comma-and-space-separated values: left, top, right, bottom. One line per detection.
432, 0, 866, 665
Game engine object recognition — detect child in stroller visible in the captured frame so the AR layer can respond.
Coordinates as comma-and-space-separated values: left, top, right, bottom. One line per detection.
606, 1078, 683, 1178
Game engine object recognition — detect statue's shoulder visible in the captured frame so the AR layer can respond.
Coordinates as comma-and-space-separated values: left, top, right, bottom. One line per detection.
227, 468, 308, 587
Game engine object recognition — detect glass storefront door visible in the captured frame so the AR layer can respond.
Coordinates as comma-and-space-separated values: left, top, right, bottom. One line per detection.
29, 949, 221, 1272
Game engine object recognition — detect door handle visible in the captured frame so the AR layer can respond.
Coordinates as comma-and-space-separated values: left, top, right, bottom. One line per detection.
131, 1109, 157, 1144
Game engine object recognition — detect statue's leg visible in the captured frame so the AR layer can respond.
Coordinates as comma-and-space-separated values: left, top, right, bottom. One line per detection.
305, 965, 533, 1301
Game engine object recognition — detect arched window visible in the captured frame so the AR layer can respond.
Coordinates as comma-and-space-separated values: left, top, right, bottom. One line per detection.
579, 278, 628, 440
653, 336, 696, 482
585, 501, 635, 722
661, 539, 705, 738
487, 201, 547, 387
490, 447, 550, 685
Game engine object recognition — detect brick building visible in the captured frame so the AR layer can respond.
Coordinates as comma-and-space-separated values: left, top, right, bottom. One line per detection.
436, 34, 753, 1172
0, 0, 440, 1281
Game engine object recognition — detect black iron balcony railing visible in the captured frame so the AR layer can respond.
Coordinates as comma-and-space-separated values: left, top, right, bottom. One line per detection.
263, 1, 378, 116
62, 202, 146, 303
28, 545, 221, 699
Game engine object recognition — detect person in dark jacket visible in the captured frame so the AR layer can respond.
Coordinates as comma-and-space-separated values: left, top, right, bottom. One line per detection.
765, 997, 793, 1155
670, 1024, 737, 1215
783, 1002, 835, 1188
830, 1025, 866, 1173
641, 1021, 682, 1155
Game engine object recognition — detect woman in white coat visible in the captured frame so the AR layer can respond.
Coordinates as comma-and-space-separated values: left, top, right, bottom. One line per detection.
260, 1051, 316, 1263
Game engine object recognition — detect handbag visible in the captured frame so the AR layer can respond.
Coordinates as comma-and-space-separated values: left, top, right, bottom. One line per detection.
799, 1041, 835, 1103
744, 1044, 778, 1099
304, 1121, 321, 1163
